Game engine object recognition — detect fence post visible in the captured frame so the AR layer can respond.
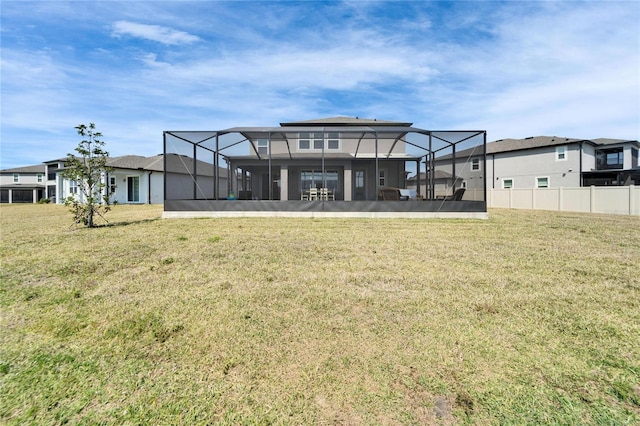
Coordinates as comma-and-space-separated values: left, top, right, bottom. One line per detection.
590, 185, 596, 213
558, 186, 563, 211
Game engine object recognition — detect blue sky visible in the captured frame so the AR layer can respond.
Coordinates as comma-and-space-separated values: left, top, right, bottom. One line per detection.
1, 0, 639, 169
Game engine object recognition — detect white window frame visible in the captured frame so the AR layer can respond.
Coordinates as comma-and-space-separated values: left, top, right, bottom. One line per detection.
471, 158, 480, 171
502, 178, 513, 189
37, 173, 43, 183
556, 146, 567, 161
13, 173, 19, 183
127, 176, 140, 202
256, 138, 269, 155
536, 176, 549, 188
69, 180, 78, 194
461, 180, 467, 188
298, 132, 340, 151
326, 132, 340, 150
378, 169, 386, 187
109, 176, 117, 195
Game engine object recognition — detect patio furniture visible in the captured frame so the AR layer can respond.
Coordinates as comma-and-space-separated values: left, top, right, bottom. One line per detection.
309, 187, 318, 200
378, 187, 402, 200
439, 188, 465, 201
320, 188, 335, 200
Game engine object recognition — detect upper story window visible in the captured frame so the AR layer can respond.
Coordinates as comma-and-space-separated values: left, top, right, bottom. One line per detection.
502, 178, 513, 189
471, 158, 480, 171
37, 173, 43, 183
69, 180, 78, 194
13, 173, 19, 183
556, 146, 567, 161
256, 139, 269, 155
298, 132, 340, 151
326, 132, 340, 150
633, 148, 638, 168
47, 164, 59, 180
596, 148, 623, 170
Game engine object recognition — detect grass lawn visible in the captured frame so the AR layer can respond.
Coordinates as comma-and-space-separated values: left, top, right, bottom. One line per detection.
1, 204, 639, 424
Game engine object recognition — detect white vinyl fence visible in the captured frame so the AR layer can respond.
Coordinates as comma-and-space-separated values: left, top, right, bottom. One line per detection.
487, 185, 639, 216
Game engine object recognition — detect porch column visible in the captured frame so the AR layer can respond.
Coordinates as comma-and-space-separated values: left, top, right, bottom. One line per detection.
343, 164, 352, 201
8, 189, 12, 204
280, 165, 288, 201
33, 189, 37, 203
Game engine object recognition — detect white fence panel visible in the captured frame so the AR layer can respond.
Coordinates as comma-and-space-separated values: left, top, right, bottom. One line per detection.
488, 185, 639, 216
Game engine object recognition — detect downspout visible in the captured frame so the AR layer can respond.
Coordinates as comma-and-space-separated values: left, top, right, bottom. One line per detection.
163, 133, 167, 206
148, 171, 153, 204
579, 141, 583, 187
492, 154, 495, 189
268, 132, 272, 200
375, 131, 379, 199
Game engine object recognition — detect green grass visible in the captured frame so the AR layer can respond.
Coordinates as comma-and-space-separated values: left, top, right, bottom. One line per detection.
1, 204, 639, 424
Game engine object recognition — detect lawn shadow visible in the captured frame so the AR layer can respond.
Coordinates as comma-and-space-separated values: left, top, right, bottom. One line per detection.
97, 217, 161, 228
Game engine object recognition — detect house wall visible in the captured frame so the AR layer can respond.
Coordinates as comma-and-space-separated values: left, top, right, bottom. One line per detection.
582, 143, 597, 172
0, 172, 44, 186
479, 145, 582, 189
257, 133, 404, 156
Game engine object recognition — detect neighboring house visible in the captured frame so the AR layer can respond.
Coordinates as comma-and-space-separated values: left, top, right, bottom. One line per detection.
163, 116, 489, 218
2, 154, 229, 204
406, 170, 461, 199
0, 164, 47, 203
422, 136, 639, 199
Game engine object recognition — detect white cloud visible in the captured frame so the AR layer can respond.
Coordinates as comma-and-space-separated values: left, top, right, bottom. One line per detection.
111, 21, 200, 45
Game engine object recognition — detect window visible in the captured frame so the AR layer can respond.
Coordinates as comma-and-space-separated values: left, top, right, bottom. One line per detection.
461, 181, 467, 188
327, 132, 340, 150
536, 177, 549, 188
69, 180, 78, 194
378, 169, 386, 187
37, 173, 43, 183
301, 170, 338, 191
471, 158, 480, 171
109, 176, 117, 195
298, 132, 340, 150
256, 139, 269, 155
13, 173, 19, 183
556, 146, 567, 161
632, 148, 638, 168
596, 148, 623, 170
502, 179, 513, 189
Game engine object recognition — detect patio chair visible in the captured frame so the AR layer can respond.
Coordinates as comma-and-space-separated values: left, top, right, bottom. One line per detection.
309, 187, 318, 200
444, 188, 465, 201
378, 187, 401, 200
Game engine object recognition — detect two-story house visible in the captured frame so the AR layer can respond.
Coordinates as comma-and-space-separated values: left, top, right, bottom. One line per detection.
163, 116, 489, 218
426, 136, 639, 198
0, 165, 47, 203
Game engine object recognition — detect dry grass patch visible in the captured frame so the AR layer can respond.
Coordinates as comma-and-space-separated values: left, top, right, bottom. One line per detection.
1, 204, 639, 424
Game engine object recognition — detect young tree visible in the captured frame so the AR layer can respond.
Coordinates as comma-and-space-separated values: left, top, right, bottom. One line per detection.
62, 123, 113, 227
